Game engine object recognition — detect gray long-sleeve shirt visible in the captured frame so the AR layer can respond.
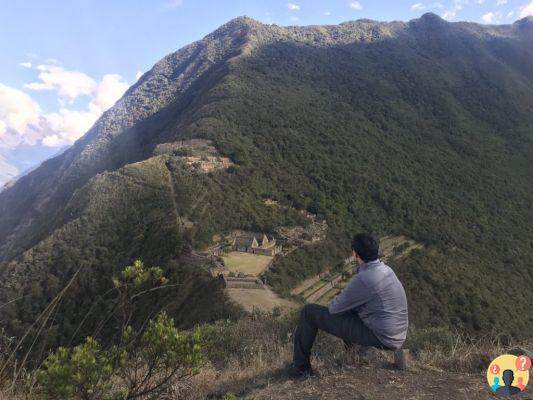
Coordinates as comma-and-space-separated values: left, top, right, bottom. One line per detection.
328, 259, 408, 349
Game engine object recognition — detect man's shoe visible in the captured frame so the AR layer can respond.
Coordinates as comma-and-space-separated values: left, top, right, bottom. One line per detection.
286, 364, 315, 379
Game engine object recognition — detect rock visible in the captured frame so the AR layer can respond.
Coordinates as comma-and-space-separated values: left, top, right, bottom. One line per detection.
355, 346, 409, 370
358, 346, 381, 364
394, 349, 409, 371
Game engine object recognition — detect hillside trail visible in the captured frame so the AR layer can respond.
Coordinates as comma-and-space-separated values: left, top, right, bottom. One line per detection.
238, 364, 532, 399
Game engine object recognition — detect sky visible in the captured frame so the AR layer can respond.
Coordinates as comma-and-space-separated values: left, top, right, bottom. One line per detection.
1, 0, 532, 186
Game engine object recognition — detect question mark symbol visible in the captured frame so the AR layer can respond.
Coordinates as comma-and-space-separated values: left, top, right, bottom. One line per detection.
515, 355, 531, 372
491, 364, 500, 374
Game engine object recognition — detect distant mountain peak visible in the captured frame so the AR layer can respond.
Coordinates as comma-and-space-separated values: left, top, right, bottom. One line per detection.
513, 15, 533, 36
514, 15, 533, 25
1, 11, 533, 357
226, 15, 262, 26
420, 12, 446, 22
213, 15, 263, 34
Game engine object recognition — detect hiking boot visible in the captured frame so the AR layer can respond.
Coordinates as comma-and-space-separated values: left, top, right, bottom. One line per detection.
286, 364, 315, 379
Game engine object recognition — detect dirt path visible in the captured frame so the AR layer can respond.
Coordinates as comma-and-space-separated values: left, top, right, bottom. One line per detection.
246, 365, 532, 399
165, 164, 197, 230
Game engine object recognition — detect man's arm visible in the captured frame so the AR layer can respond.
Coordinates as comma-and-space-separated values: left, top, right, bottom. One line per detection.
328, 274, 371, 314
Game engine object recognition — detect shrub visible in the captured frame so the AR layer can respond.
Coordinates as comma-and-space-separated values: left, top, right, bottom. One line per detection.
37, 313, 201, 400
36, 261, 200, 400
36, 337, 113, 400
405, 326, 455, 355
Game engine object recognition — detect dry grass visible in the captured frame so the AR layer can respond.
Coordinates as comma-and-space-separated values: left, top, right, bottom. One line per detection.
1, 312, 531, 400
223, 252, 273, 276
226, 288, 295, 313
184, 315, 532, 399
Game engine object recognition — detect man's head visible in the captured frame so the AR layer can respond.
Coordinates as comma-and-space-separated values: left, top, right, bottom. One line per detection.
502, 369, 514, 386
351, 233, 379, 264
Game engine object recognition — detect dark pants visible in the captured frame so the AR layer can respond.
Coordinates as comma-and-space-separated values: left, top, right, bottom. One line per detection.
293, 303, 387, 368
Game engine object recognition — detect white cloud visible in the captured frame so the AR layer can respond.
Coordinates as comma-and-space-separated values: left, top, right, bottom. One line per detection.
324, 11, 332, 16
0, 83, 42, 149
287, 2, 300, 11
411, 3, 426, 11
349, 1, 362, 9
507, 10, 515, 17
42, 109, 97, 147
477, 0, 485, 4
0, 66, 129, 151
19, 62, 32, 68
442, 10, 457, 19
482, 11, 500, 23
442, 0, 467, 20
25, 64, 97, 103
136, 71, 144, 81
520, 1, 533, 17
89, 74, 129, 114
496, 0, 508, 5
41, 74, 128, 147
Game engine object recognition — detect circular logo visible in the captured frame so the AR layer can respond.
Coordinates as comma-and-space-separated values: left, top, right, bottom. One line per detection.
487, 354, 530, 396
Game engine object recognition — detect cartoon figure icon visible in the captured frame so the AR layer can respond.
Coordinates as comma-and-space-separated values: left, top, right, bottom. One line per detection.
487, 354, 529, 396
517, 377, 525, 391
495, 370, 522, 396
491, 376, 501, 392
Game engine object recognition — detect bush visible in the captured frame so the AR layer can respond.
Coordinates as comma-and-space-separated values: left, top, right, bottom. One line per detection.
37, 313, 201, 400
36, 262, 200, 400
405, 326, 455, 355
36, 337, 113, 400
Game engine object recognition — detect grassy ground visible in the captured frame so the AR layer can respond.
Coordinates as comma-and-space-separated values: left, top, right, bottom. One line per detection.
316, 287, 341, 306
291, 275, 323, 296
2, 313, 532, 399
301, 279, 329, 299
223, 252, 273, 276
226, 288, 295, 313
188, 314, 532, 399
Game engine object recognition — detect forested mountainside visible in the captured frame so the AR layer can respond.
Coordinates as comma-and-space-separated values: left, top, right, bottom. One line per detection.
0, 13, 532, 355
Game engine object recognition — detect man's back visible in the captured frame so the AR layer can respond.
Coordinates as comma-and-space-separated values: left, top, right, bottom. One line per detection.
328, 259, 408, 349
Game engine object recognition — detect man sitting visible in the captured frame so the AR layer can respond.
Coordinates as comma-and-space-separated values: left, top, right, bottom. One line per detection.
289, 233, 409, 378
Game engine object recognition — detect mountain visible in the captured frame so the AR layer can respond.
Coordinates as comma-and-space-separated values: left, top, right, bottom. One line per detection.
0, 145, 70, 192
1, 14, 532, 353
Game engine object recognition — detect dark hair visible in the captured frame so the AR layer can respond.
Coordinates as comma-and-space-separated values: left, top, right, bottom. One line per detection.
351, 233, 379, 262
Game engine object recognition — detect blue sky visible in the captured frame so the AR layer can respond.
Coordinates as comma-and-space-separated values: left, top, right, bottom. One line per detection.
0, 0, 532, 185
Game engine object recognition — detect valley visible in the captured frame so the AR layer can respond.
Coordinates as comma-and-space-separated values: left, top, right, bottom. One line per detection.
0, 13, 532, 377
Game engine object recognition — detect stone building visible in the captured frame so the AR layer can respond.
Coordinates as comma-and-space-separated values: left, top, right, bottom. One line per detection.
232, 233, 282, 256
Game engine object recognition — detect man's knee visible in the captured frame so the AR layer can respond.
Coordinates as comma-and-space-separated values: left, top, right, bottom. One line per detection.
300, 303, 327, 322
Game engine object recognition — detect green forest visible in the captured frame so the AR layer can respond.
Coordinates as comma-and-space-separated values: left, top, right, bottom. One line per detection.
0, 15, 532, 365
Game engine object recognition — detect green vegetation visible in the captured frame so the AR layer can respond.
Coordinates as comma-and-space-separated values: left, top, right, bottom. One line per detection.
0, 15, 532, 370
1, 309, 531, 399
37, 312, 201, 400
267, 242, 345, 297
222, 252, 272, 276
201, 17, 533, 337
33, 262, 202, 400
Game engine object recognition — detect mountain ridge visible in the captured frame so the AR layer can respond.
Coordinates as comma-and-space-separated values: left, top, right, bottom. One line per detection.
1, 14, 532, 355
